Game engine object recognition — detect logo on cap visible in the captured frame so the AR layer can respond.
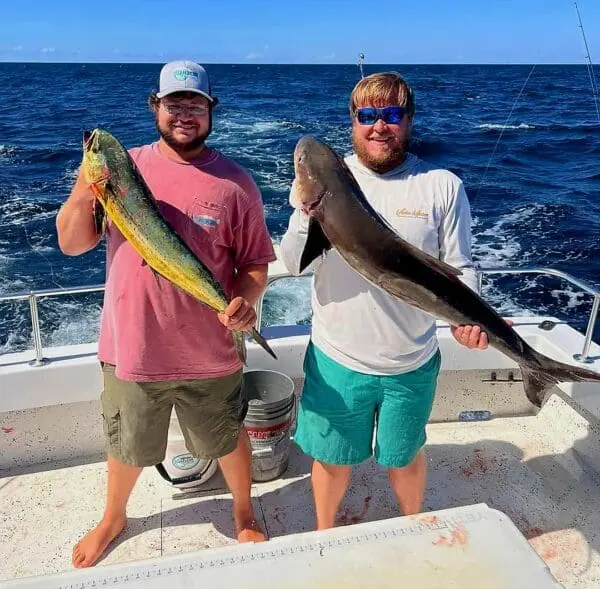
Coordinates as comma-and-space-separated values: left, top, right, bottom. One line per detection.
173, 68, 199, 81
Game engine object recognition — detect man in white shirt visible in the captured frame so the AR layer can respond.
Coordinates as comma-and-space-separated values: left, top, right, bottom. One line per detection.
280, 72, 487, 529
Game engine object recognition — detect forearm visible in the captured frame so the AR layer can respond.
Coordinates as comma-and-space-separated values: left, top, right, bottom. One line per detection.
232, 263, 269, 306
56, 172, 101, 256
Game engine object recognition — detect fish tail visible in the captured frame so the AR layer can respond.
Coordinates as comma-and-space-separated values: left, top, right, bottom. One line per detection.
232, 331, 247, 365
249, 327, 278, 360
521, 350, 600, 407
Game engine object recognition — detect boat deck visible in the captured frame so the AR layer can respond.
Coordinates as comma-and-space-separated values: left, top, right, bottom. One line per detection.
2, 392, 599, 589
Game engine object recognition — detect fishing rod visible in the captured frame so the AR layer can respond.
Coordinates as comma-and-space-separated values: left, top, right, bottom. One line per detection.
475, 2, 600, 202
573, 1, 600, 123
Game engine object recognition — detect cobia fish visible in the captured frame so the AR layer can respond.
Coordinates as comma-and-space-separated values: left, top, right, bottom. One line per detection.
81, 128, 276, 362
292, 135, 600, 406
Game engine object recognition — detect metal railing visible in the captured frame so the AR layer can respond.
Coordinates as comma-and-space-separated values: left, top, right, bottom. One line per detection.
1, 284, 105, 366
1, 267, 599, 366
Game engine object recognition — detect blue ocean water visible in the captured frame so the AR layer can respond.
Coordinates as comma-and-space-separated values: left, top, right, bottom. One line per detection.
1, 63, 599, 353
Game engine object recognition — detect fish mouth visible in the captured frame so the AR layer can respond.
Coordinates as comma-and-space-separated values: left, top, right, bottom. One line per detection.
83, 129, 99, 152
83, 130, 93, 147
308, 187, 326, 209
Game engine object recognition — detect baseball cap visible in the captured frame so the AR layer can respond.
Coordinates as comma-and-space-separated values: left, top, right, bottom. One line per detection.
156, 60, 216, 103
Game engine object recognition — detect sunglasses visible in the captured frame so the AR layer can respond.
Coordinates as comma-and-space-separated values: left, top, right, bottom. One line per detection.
161, 103, 209, 117
355, 106, 406, 126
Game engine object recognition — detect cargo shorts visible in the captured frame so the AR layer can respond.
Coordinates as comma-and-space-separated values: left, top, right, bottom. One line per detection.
100, 363, 247, 467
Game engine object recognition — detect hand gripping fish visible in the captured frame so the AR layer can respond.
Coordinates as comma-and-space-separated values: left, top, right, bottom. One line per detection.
292, 135, 600, 406
81, 128, 276, 363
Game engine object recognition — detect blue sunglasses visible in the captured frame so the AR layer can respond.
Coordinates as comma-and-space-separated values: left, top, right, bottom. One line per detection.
355, 106, 406, 125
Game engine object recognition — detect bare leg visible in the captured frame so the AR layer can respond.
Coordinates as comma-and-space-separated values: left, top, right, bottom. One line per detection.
72, 455, 142, 568
218, 428, 266, 543
387, 449, 427, 516
311, 460, 352, 530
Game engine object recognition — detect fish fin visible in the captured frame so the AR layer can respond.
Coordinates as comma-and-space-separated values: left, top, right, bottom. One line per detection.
233, 331, 248, 365
125, 151, 162, 209
93, 200, 106, 236
427, 254, 463, 277
335, 153, 464, 280
299, 218, 331, 273
397, 239, 463, 278
249, 327, 277, 359
520, 349, 600, 407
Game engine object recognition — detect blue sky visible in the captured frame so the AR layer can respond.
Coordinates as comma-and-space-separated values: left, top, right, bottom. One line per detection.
1, 0, 599, 64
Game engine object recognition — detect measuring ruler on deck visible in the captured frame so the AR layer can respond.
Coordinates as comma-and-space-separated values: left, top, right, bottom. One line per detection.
2, 504, 561, 589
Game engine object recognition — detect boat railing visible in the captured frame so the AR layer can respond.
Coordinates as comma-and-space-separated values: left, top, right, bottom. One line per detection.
1, 267, 598, 367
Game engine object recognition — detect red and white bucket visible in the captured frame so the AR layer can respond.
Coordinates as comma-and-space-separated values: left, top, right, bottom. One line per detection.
243, 370, 296, 482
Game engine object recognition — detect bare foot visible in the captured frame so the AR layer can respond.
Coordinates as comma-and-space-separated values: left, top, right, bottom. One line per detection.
235, 517, 266, 543
72, 515, 127, 568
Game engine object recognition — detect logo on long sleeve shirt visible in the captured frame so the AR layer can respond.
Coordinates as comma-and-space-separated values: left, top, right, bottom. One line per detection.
396, 208, 429, 220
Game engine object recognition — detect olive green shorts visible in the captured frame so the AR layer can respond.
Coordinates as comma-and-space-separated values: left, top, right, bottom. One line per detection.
100, 364, 247, 467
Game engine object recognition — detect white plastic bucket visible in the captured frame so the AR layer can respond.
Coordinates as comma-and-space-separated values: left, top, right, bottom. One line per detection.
243, 370, 296, 482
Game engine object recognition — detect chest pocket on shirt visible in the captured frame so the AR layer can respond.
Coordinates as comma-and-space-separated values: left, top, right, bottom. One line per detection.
187, 198, 226, 246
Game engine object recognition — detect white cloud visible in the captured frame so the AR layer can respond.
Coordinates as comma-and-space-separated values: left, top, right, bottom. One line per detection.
41, 47, 56, 53
11, 45, 23, 51
246, 44, 270, 60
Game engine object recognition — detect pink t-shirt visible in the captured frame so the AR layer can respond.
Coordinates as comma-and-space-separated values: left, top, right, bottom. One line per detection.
97, 142, 276, 381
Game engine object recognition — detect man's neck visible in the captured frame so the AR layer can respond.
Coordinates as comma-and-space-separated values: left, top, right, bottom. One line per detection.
158, 139, 206, 163
357, 153, 407, 175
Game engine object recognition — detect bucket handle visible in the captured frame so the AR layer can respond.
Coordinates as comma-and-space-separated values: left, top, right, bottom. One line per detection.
290, 394, 298, 436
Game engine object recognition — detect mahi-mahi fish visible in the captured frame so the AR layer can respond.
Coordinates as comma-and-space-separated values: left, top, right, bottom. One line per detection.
292, 135, 600, 406
81, 128, 276, 363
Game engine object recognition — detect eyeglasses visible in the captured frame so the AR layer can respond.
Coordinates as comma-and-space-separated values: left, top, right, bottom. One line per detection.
160, 103, 209, 117
355, 106, 406, 126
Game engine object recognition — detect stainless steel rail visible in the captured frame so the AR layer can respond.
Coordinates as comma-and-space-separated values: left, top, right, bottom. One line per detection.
1, 268, 598, 366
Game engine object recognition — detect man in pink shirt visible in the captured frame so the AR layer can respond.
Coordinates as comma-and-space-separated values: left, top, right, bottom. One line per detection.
56, 60, 276, 568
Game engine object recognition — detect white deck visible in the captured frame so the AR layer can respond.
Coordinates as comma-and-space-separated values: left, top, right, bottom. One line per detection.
1, 392, 599, 588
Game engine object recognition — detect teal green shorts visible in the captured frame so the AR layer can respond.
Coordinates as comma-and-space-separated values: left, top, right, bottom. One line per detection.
293, 342, 441, 468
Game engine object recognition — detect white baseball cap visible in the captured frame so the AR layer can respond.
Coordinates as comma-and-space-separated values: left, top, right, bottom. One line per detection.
156, 60, 216, 103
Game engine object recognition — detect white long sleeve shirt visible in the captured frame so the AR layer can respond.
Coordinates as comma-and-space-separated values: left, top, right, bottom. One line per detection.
280, 152, 477, 375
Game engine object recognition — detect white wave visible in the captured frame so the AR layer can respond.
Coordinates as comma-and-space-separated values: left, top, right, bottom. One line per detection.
262, 274, 312, 327
476, 123, 535, 130
472, 214, 526, 269
218, 118, 304, 135
48, 305, 102, 347
0, 331, 26, 355
550, 287, 589, 310
63, 165, 79, 182
0, 276, 27, 295
29, 245, 55, 254
252, 121, 291, 133
0, 198, 56, 226
0, 144, 18, 156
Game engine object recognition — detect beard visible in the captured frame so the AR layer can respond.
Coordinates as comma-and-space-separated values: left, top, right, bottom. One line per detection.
156, 118, 212, 153
352, 134, 409, 174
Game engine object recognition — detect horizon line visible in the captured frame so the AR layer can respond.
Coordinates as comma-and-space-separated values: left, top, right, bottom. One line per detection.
0, 60, 595, 66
